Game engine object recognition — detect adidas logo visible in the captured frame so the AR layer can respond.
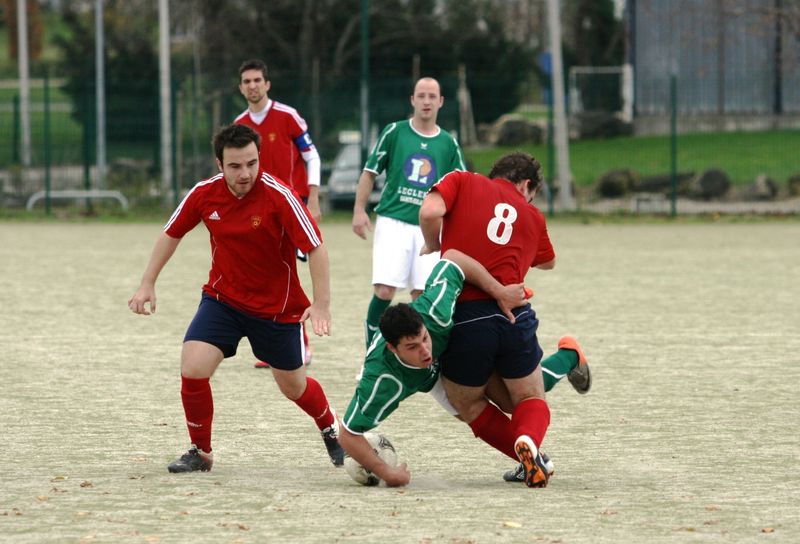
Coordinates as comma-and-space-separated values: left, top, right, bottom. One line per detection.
209, 211, 221, 221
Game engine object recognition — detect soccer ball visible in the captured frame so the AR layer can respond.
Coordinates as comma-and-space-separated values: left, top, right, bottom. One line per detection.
343, 432, 398, 486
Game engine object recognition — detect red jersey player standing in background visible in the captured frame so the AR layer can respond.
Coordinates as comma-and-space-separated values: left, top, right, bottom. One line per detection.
419, 151, 557, 488
128, 124, 344, 473
235, 58, 321, 367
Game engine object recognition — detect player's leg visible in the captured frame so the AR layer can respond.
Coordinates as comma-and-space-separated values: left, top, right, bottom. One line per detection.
249, 319, 344, 466
410, 227, 439, 301
497, 311, 551, 488
366, 216, 415, 347
169, 295, 240, 473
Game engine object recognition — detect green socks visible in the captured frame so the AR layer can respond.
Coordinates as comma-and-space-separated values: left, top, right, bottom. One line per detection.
540, 349, 579, 392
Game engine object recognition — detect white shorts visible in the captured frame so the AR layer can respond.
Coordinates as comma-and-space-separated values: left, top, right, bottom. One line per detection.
372, 215, 439, 291
428, 376, 459, 417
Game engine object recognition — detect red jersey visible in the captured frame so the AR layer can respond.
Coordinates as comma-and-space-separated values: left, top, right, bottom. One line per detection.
432, 170, 555, 301
235, 100, 314, 198
164, 171, 322, 322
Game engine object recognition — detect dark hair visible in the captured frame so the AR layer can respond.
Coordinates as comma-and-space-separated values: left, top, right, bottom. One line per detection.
379, 303, 424, 347
212, 124, 261, 162
488, 151, 543, 192
238, 59, 269, 81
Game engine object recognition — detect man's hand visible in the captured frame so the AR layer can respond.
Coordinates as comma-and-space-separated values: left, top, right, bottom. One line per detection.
495, 282, 527, 323
128, 283, 157, 315
306, 198, 322, 223
376, 462, 411, 487
352, 208, 372, 240
302, 301, 331, 336
419, 242, 440, 256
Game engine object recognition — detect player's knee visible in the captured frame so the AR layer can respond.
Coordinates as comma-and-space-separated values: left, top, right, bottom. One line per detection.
374, 284, 396, 300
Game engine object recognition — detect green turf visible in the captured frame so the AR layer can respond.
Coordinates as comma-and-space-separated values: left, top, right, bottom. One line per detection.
465, 129, 800, 187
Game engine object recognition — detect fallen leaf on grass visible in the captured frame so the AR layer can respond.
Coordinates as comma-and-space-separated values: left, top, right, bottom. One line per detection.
75, 511, 91, 518
145, 536, 160, 543
36, 496, 49, 502
762, 528, 774, 534
80, 481, 93, 488
51, 475, 68, 482
503, 521, 522, 528
705, 504, 719, 511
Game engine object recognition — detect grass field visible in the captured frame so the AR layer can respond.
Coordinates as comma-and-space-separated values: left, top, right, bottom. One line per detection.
2, 221, 799, 543
466, 129, 800, 188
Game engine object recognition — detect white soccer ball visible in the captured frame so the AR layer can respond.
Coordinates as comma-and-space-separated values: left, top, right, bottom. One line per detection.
344, 432, 398, 486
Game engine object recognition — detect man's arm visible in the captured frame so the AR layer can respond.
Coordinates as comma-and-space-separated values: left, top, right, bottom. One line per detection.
535, 258, 556, 270
128, 232, 181, 315
338, 425, 411, 487
302, 243, 331, 336
303, 147, 322, 222
419, 190, 446, 254
442, 249, 526, 322
352, 170, 377, 240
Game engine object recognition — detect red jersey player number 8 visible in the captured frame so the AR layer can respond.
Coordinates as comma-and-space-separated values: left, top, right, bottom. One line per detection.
486, 203, 518, 245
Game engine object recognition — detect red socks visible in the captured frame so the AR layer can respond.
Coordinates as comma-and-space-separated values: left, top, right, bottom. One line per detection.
512, 398, 550, 449
468, 403, 518, 461
293, 377, 335, 431
181, 376, 213, 453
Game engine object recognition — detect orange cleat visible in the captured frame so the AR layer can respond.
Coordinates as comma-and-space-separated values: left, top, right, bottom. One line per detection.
558, 335, 591, 394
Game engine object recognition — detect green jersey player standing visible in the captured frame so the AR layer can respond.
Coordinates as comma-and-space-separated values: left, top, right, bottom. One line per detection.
352, 77, 466, 358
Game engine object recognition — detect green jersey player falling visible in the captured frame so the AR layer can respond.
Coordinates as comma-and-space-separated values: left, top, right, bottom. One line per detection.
338, 252, 592, 486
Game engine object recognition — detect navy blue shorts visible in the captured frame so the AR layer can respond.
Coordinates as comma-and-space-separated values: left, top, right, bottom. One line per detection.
440, 300, 543, 387
183, 293, 303, 370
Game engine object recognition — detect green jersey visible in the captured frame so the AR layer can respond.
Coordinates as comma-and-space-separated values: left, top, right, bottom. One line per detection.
364, 119, 465, 225
342, 259, 465, 434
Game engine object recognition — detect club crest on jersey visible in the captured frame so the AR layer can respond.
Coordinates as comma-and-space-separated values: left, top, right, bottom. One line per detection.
251, 215, 262, 228
268, 133, 277, 142
403, 153, 437, 188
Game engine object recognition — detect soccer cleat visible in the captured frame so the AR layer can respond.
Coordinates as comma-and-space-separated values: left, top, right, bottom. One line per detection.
167, 446, 213, 473
321, 416, 345, 467
254, 361, 271, 369
503, 451, 554, 482
559, 335, 592, 394
514, 435, 550, 488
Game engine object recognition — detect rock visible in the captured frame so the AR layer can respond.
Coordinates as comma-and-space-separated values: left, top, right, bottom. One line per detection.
634, 172, 694, 195
787, 174, 800, 197
490, 114, 545, 146
741, 174, 778, 200
570, 111, 633, 140
596, 169, 640, 197
688, 168, 731, 200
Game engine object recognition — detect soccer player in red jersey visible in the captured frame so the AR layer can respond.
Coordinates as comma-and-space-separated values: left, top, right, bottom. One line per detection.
419, 151, 556, 488
235, 58, 320, 366
128, 124, 344, 473
235, 59, 322, 222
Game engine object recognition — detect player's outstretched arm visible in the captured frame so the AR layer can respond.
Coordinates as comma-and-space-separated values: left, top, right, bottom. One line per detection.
352, 170, 377, 239
303, 243, 331, 336
442, 249, 526, 322
338, 426, 411, 487
128, 232, 181, 315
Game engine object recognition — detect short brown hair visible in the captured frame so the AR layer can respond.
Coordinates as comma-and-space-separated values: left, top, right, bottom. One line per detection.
238, 59, 269, 81
212, 124, 261, 162
488, 151, 543, 192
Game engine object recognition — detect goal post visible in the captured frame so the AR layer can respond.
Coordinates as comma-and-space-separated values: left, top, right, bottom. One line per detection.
568, 63, 633, 122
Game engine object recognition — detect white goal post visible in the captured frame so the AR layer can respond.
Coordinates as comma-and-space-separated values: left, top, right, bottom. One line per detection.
568, 63, 634, 122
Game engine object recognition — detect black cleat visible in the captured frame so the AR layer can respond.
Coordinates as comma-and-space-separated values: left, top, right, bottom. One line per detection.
560, 335, 592, 394
503, 451, 554, 482
321, 417, 345, 467
514, 436, 550, 488
167, 446, 213, 473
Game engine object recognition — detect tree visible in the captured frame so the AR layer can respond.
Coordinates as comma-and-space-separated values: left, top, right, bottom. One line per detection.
54, 0, 159, 143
